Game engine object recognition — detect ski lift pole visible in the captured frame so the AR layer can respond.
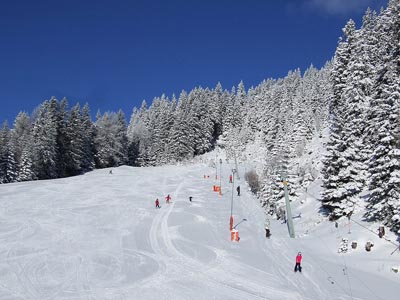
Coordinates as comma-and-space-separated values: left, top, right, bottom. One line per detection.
230, 168, 236, 230
282, 174, 295, 238
231, 169, 236, 216
219, 159, 222, 196
215, 152, 218, 180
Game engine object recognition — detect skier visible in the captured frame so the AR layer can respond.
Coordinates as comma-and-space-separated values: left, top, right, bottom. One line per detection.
265, 226, 271, 238
265, 220, 271, 238
236, 185, 240, 196
155, 198, 160, 209
166, 194, 171, 204
189, 196, 193, 202
378, 226, 385, 238
229, 175, 233, 183
294, 252, 302, 272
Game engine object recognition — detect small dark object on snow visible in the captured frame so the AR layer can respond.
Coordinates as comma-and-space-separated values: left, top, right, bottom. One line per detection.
236, 186, 240, 196
347, 211, 353, 221
351, 241, 357, 249
365, 241, 374, 251
265, 227, 271, 238
378, 226, 385, 238
109, 170, 113, 174
189, 196, 192, 202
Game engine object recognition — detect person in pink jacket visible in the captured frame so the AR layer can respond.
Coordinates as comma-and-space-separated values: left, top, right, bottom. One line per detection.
294, 252, 302, 272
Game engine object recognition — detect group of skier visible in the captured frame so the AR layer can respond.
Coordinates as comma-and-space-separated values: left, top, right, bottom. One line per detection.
155, 194, 171, 208
155, 194, 194, 208
153, 174, 303, 272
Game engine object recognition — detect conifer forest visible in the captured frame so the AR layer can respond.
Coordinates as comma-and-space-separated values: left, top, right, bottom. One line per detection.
1, 1, 399, 233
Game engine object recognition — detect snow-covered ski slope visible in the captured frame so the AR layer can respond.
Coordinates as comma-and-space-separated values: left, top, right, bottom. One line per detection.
0, 161, 398, 300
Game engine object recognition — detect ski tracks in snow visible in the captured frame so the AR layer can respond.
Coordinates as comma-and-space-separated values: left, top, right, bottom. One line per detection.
145, 169, 299, 300
146, 175, 189, 288
146, 174, 220, 286
268, 238, 330, 300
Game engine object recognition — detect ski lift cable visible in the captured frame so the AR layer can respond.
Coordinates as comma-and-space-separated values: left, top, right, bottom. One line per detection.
316, 222, 385, 300
342, 268, 387, 300
306, 189, 399, 251
349, 218, 399, 249
298, 217, 389, 300
305, 232, 355, 300
310, 225, 385, 300
337, 199, 398, 246
334, 226, 355, 300
334, 226, 386, 300
304, 189, 320, 201
296, 237, 352, 298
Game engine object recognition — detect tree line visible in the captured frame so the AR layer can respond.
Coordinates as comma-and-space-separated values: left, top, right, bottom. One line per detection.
0, 82, 240, 182
321, 0, 400, 233
0, 0, 398, 233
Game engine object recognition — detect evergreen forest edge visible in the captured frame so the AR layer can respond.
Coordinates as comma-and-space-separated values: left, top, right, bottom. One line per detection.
0, 1, 399, 234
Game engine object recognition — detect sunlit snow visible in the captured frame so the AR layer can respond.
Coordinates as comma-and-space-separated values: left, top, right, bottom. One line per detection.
0, 158, 399, 300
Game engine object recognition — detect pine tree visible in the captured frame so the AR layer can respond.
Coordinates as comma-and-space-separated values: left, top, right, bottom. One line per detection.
10, 111, 31, 170
31, 100, 59, 179
127, 107, 141, 166
145, 97, 164, 165
94, 111, 114, 168
17, 136, 36, 182
65, 103, 85, 175
189, 88, 214, 156
94, 110, 128, 168
0, 121, 17, 183
80, 103, 95, 171
168, 91, 195, 161
209, 82, 224, 144
130, 100, 152, 166
364, 0, 400, 232
159, 95, 176, 163
55, 97, 69, 177
115, 110, 128, 165
321, 20, 360, 218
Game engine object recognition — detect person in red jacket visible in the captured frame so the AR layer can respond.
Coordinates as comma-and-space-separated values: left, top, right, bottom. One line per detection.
294, 252, 302, 272
155, 198, 160, 208
166, 194, 171, 204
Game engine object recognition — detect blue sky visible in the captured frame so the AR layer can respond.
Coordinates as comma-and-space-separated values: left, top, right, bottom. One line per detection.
0, 0, 388, 125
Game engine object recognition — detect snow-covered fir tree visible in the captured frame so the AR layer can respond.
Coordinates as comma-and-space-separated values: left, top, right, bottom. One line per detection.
94, 110, 128, 168
80, 103, 96, 172
10, 111, 31, 171
31, 99, 59, 179
0, 121, 17, 183
364, 0, 400, 232
167, 91, 195, 162
1, 0, 399, 235
17, 137, 36, 182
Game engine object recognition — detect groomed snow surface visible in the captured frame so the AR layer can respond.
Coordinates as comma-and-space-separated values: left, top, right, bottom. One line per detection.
0, 161, 398, 300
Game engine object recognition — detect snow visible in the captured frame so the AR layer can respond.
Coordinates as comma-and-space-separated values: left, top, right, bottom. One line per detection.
0, 160, 399, 300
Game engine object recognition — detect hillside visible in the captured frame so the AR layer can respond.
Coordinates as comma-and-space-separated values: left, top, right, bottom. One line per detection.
0, 159, 398, 300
